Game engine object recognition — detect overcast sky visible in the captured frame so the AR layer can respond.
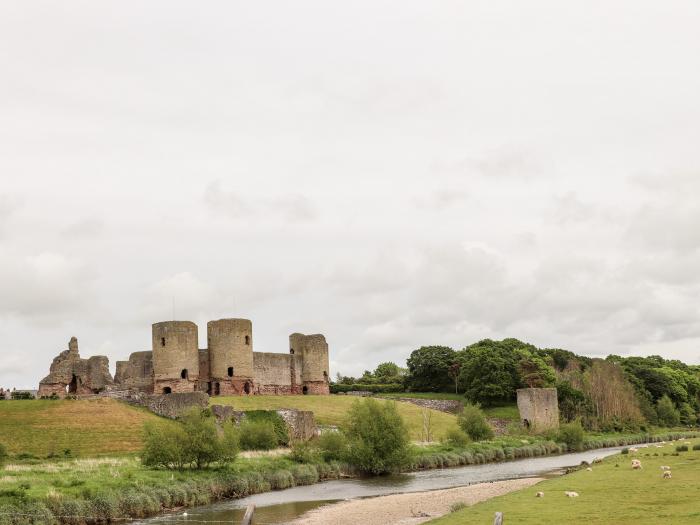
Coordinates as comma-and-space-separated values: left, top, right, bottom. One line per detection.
1, 1, 700, 389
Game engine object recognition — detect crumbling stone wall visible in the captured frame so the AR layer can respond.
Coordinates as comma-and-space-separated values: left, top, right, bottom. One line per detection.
210, 404, 316, 441
253, 352, 302, 395
38, 338, 113, 398
114, 351, 153, 392
144, 391, 210, 419
517, 387, 559, 432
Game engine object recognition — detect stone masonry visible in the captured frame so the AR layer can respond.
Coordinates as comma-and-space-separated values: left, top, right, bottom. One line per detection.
39, 318, 330, 398
516, 387, 559, 432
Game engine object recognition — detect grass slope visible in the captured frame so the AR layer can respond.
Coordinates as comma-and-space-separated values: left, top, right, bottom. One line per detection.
213, 395, 458, 440
0, 399, 174, 457
428, 439, 700, 525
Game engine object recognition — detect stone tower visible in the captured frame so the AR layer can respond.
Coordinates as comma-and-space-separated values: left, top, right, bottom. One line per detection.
152, 321, 199, 394
516, 387, 559, 432
289, 333, 330, 394
207, 318, 254, 395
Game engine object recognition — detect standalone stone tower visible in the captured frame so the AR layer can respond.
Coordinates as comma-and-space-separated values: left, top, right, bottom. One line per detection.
207, 318, 254, 395
152, 321, 199, 394
289, 333, 330, 394
516, 387, 559, 432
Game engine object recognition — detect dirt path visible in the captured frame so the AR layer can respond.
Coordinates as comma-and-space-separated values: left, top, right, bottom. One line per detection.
289, 477, 543, 525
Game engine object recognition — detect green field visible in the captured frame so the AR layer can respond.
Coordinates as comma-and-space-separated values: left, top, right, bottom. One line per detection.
213, 395, 459, 440
0, 399, 175, 457
429, 439, 700, 525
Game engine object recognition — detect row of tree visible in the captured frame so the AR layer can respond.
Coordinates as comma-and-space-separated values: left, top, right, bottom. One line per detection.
335, 338, 700, 431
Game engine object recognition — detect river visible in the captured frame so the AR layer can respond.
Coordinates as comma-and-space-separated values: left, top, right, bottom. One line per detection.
138, 445, 628, 525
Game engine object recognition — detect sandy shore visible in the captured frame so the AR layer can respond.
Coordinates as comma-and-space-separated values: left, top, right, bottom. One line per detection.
289, 477, 543, 525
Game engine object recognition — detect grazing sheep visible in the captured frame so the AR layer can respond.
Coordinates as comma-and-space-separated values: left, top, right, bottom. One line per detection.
586, 467, 592, 472
536, 492, 544, 498
663, 471, 672, 479
660, 466, 671, 471
565, 491, 580, 498
632, 459, 643, 470
630, 447, 639, 453
592, 457, 602, 464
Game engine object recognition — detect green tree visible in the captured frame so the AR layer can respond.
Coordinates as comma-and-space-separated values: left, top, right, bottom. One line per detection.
457, 403, 494, 441
656, 395, 681, 427
141, 421, 189, 470
373, 362, 404, 383
344, 399, 410, 474
405, 346, 456, 392
457, 342, 519, 405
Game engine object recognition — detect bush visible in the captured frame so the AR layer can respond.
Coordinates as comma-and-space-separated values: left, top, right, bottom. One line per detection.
557, 420, 585, 451
317, 432, 348, 462
693, 444, 700, 451
621, 447, 629, 454
289, 440, 319, 463
458, 403, 494, 441
330, 383, 404, 394
444, 428, 470, 447
243, 411, 289, 446
0, 443, 7, 469
450, 502, 468, 513
239, 421, 278, 451
676, 445, 689, 452
344, 398, 411, 474
656, 395, 681, 427
141, 408, 237, 469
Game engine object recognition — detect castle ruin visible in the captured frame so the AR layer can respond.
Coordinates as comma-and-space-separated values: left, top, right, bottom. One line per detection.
38, 318, 330, 398
516, 387, 559, 432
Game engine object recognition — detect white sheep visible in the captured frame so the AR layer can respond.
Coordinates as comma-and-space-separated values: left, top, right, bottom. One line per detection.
632, 459, 643, 470
586, 467, 592, 472
629, 447, 639, 453
536, 492, 544, 498
663, 471, 672, 479
660, 466, 671, 471
565, 491, 580, 498
592, 457, 602, 464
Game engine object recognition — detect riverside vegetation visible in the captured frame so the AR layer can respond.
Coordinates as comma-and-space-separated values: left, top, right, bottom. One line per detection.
1, 395, 698, 525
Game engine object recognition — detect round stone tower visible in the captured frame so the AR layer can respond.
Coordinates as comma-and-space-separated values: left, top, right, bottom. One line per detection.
152, 321, 199, 394
207, 318, 254, 395
289, 333, 330, 395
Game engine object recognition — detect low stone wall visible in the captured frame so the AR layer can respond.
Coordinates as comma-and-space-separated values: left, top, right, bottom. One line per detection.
100, 388, 209, 419
210, 404, 317, 441
393, 398, 464, 414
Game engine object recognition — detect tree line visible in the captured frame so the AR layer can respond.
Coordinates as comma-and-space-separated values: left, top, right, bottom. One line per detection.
334, 338, 700, 431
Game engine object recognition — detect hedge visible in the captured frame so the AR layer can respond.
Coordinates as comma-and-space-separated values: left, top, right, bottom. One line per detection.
330, 383, 404, 394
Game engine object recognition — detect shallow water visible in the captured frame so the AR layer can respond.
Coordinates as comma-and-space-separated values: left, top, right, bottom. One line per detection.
141, 445, 628, 525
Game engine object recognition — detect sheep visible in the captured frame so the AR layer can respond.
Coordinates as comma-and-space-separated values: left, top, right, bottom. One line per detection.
565, 491, 580, 498
592, 457, 603, 464
663, 471, 672, 479
629, 447, 639, 453
660, 466, 671, 471
632, 459, 643, 470
536, 492, 544, 498
586, 467, 592, 472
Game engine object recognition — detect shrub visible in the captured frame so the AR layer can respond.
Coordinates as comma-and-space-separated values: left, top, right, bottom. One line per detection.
693, 444, 700, 451
141, 420, 189, 469
558, 420, 585, 451
450, 502, 468, 513
317, 432, 348, 462
458, 403, 494, 441
243, 411, 289, 446
239, 421, 278, 451
0, 443, 7, 469
676, 445, 689, 452
444, 428, 470, 447
344, 398, 411, 474
656, 395, 681, 427
621, 447, 629, 455
291, 464, 319, 485
289, 440, 319, 463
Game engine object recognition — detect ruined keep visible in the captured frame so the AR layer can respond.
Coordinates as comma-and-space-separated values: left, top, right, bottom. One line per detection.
38, 337, 113, 397
516, 387, 559, 432
39, 319, 330, 398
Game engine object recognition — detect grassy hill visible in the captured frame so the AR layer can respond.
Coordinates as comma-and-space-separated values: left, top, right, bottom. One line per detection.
213, 394, 459, 440
0, 399, 174, 457
429, 439, 700, 525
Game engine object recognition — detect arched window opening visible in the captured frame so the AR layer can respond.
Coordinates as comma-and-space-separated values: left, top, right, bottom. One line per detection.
227, 366, 234, 377
245, 335, 250, 345
302, 386, 309, 395
181, 369, 188, 379
290, 348, 295, 355
323, 371, 328, 381
523, 419, 531, 429
68, 374, 79, 394
161, 337, 166, 347
163, 387, 172, 394
244, 381, 251, 394
214, 382, 220, 395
